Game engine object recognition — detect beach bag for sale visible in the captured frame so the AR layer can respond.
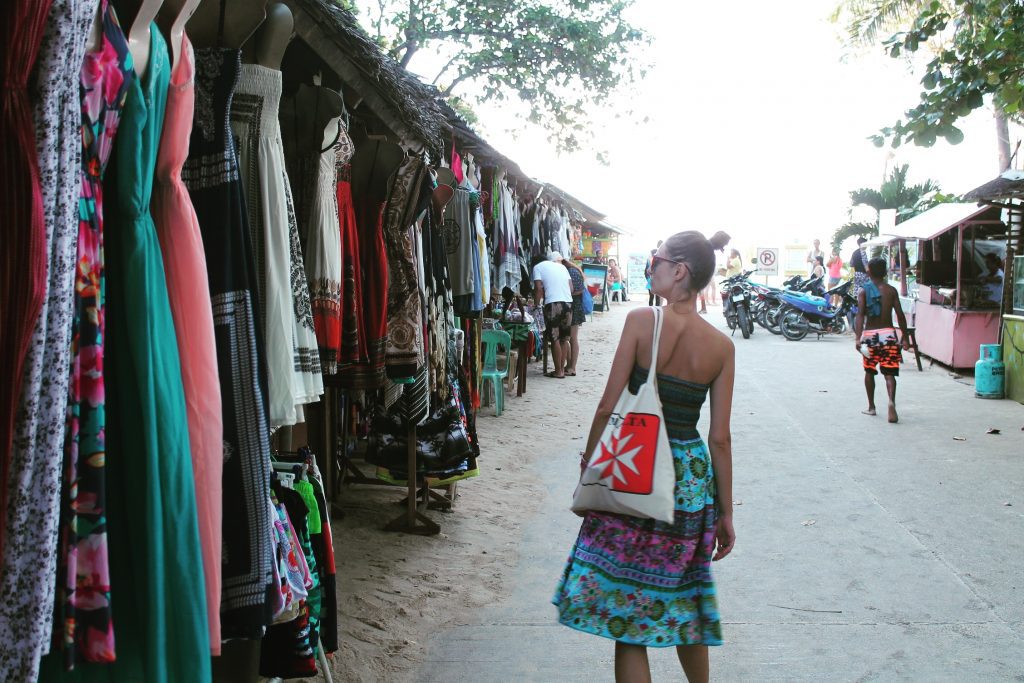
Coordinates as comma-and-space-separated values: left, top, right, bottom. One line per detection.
571, 307, 676, 523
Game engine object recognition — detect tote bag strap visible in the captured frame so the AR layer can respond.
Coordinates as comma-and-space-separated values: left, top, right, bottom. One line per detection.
645, 306, 665, 389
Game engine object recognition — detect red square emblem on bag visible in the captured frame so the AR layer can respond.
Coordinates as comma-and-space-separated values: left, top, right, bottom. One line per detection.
590, 413, 660, 495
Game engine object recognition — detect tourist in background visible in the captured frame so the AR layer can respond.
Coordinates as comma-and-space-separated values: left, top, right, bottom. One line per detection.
607, 259, 624, 302
827, 249, 843, 305
563, 258, 587, 377
532, 252, 574, 379
811, 255, 826, 280
807, 238, 824, 275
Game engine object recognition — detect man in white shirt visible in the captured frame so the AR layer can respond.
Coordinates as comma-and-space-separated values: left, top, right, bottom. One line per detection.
807, 239, 824, 275
532, 251, 574, 379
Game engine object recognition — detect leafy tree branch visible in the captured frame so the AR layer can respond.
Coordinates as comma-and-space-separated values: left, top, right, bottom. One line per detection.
361, 0, 648, 154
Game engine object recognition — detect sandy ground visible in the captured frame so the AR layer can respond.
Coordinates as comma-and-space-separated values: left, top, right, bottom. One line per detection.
319, 302, 633, 683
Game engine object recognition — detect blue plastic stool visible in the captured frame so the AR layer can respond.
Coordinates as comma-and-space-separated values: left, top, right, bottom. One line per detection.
481, 329, 512, 416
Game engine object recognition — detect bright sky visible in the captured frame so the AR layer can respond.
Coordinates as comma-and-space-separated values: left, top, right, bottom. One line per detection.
360, 0, 1021, 256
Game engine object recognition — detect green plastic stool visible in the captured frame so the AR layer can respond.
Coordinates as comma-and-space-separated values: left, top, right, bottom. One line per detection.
481, 329, 512, 416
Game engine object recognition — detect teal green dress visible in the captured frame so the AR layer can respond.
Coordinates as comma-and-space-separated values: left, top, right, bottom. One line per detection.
40, 26, 213, 683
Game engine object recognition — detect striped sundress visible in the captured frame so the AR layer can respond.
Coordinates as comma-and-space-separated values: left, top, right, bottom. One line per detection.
553, 364, 723, 647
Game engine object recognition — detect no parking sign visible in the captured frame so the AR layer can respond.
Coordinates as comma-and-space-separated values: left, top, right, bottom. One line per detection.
756, 247, 779, 276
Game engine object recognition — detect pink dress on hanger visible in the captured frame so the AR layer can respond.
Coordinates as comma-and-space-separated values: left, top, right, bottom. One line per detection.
150, 33, 223, 655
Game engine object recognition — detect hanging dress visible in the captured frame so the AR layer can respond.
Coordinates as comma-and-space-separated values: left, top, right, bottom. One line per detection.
184, 46, 273, 641
382, 156, 427, 379
290, 116, 343, 376
0, 0, 52, 558
335, 131, 364, 366
97, 24, 212, 682
55, 0, 133, 665
0, 0, 97, 680
151, 33, 223, 655
231, 64, 322, 426
553, 365, 722, 648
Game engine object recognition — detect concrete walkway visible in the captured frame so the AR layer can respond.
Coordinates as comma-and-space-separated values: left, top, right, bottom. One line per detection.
417, 303, 1024, 682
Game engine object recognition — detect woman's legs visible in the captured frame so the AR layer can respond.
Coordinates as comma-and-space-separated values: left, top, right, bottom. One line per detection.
615, 643, 651, 683
677, 644, 710, 683
566, 324, 580, 373
648, 289, 656, 306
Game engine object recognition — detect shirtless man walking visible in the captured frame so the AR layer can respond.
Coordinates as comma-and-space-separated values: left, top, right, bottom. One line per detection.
854, 257, 910, 423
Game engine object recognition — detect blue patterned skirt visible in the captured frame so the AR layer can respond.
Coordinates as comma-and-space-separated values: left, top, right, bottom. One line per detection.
552, 438, 722, 647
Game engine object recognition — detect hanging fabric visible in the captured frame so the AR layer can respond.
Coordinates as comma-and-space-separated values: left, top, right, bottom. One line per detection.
151, 32, 224, 654
0, 0, 53, 560
0, 0, 97, 680
101, 23, 211, 682
183, 45, 273, 641
231, 64, 323, 426
53, 0, 133, 666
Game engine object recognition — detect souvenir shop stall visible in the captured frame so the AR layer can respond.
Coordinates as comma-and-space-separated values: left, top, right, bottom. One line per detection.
965, 173, 1024, 404
1, 0, 612, 681
865, 203, 1006, 369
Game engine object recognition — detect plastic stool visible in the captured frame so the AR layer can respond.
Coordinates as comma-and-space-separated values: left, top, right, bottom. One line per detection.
481, 329, 512, 416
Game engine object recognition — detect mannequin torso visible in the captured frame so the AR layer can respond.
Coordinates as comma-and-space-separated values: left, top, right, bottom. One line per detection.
242, 2, 292, 69
187, 0, 268, 49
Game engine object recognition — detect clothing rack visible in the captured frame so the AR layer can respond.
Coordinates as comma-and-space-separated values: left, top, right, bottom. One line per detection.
384, 424, 441, 535
326, 387, 449, 535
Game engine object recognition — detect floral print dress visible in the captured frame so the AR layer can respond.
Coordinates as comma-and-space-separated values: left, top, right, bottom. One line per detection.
553, 365, 723, 647
57, 0, 132, 665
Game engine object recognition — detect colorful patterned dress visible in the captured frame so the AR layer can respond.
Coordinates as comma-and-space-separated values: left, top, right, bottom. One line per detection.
553, 365, 723, 647
58, 0, 133, 664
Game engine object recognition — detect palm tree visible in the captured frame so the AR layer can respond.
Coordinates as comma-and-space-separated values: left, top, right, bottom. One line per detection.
831, 0, 930, 49
832, 163, 943, 249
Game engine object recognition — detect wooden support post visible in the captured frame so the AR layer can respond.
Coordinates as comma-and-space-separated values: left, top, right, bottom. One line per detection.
385, 424, 440, 535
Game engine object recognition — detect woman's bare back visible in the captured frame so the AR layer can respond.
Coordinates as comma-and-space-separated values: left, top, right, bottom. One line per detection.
631, 306, 731, 386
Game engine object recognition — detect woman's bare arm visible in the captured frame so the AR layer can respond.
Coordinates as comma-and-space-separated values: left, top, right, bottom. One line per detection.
708, 340, 736, 560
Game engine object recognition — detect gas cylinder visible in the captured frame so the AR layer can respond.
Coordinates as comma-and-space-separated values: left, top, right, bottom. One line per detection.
975, 344, 1005, 399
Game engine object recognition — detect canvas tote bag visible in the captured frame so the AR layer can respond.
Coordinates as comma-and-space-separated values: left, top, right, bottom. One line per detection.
571, 307, 676, 523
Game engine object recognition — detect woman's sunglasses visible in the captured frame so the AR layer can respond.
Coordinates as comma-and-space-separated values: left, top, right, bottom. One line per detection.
651, 255, 685, 271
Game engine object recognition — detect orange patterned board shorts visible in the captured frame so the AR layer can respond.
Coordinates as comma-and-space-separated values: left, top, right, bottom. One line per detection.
861, 327, 902, 376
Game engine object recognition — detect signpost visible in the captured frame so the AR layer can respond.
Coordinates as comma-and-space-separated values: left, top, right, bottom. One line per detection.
756, 247, 779, 278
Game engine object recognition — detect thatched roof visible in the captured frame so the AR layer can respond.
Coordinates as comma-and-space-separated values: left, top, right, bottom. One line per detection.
963, 170, 1024, 202
284, 0, 447, 154
283, 0, 611, 220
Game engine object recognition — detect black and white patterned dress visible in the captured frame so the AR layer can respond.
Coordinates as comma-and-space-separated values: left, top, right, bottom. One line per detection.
0, 1, 98, 680
184, 47, 273, 640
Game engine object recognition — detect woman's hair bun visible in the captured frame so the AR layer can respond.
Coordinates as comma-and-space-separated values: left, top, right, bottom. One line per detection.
707, 231, 731, 251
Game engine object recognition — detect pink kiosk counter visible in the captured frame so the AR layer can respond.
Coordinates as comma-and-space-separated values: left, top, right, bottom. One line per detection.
867, 203, 1006, 370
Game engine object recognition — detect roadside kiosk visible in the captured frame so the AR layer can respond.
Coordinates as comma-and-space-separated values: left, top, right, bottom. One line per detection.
862, 203, 1006, 369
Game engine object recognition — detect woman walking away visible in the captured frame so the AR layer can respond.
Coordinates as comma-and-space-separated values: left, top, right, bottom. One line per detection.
553, 230, 736, 683
563, 259, 587, 376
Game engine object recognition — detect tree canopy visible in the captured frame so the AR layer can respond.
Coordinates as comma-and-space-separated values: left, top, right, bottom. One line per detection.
832, 163, 945, 249
868, 0, 1024, 148
357, 0, 647, 153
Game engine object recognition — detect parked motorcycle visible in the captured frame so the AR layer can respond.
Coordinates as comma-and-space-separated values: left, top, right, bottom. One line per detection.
778, 280, 857, 341
721, 270, 756, 339
753, 275, 825, 335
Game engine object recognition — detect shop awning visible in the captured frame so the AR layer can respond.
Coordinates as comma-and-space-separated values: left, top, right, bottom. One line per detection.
867, 203, 997, 245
